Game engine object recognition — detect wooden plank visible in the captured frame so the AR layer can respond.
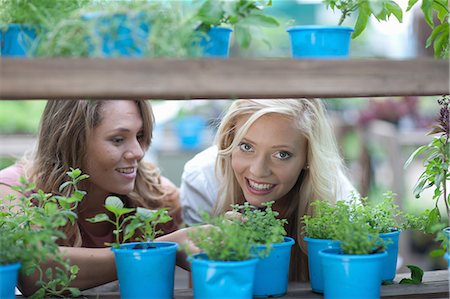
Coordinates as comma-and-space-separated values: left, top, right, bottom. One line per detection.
1, 58, 448, 100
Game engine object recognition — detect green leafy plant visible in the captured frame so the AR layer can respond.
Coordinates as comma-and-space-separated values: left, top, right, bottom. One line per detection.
231, 201, 287, 245
194, 0, 279, 49
323, 0, 403, 39
188, 213, 255, 261
0, 168, 87, 298
302, 199, 346, 240
87, 196, 172, 249
406, 0, 449, 58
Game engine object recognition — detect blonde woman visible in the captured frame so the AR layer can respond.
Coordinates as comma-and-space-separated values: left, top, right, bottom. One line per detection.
0, 100, 192, 296
180, 99, 356, 281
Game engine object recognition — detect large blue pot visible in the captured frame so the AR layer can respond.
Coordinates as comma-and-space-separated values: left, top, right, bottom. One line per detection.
200, 26, 232, 58
175, 115, 207, 150
379, 230, 400, 282
190, 253, 258, 299
286, 26, 353, 59
320, 248, 387, 299
0, 262, 21, 299
0, 24, 36, 57
304, 237, 340, 293
81, 12, 150, 57
112, 242, 178, 299
252, 237, 295, 298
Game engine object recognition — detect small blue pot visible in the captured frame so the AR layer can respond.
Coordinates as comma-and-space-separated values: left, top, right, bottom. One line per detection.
81, 12, 150, 57
190, 253, 258, 299
304, 237, 340, 293
112, 242, 178, 299
379, 230, 400, 282
252, 237, 295, 298
286, 26, 353, 59
444, 227, 450, 269
320, 248, 387, 299
0, 262, 21, 299
200, 26, 232, 58
0, 24, 36, 57
175, 115, 207, 150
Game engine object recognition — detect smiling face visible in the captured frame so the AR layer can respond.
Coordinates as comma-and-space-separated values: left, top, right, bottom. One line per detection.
83, 101, 145, 200
231, 113, 308, 208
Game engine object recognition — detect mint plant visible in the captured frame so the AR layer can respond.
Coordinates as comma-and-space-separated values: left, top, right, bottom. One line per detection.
87, 196, 172, 249
323, 0, 403, 39
0, 168, 87, 298
188, 213, 254, 261
194, 0, 279, 49
231, 201, 287, 245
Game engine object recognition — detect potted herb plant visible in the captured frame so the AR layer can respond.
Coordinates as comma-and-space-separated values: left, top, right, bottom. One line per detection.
0, 168, 87, 299
231, 201, 294, 298
188, 213, 259, 299
0, 0, 89, 56
319, 200, 387, 299
301, 199, 343, 293
287, 0, 403, 58
193, 0, 279, 57
404, 95, 449, 268
87, 195, 177, 299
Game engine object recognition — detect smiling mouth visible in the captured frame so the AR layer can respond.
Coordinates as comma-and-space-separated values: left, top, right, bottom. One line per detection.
247, 178, 275, 191
116, 167, 135, 174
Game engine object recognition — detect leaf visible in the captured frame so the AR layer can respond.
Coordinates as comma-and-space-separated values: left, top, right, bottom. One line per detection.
105, 196, 124, 209
386, 0, 403, 23
406, 0, 419, 11
399, 264, 424, 284
404, 145, 428, 169
241, 14, 279, 27
86, 213, 110, 223
234, 24, 251, 48
352, 2, 370, 39
421, 0, 434, 28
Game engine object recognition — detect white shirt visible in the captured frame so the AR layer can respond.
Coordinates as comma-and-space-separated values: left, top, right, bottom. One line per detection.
180, 146, 357, 226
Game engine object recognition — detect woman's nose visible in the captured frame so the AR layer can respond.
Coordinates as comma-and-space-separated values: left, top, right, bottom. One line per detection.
124, 140, 144, 160
249, 155, 271, 178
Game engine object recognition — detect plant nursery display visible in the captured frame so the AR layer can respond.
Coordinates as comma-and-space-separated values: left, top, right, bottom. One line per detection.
87, 195, 177, 299
0, 168, 87, 299
231, 201, 294, 298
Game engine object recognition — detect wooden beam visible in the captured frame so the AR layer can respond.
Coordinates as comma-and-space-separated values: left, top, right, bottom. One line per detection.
0, 58, 448, 100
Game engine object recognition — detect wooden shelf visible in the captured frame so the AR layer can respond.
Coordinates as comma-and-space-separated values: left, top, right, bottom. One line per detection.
0, 58, 448, 100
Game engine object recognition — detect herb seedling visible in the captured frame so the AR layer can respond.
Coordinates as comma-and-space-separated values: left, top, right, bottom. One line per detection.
87, 196, 172, 249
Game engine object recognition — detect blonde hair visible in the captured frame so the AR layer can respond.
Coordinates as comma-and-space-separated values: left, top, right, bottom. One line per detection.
24, 100, 176, 246
212, 99, 348, 281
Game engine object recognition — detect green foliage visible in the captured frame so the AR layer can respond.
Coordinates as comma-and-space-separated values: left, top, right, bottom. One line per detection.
231, 201, 287, 244
399, 264, 424, 284
188, 213, 255, 261
302, 199, 345, 239
407, 0, 449, 58
323, 0, 403, 39
0, 100, 46, 134
0, 168, 87, 298
194, 0, 279, 49
87, 196, 171, 248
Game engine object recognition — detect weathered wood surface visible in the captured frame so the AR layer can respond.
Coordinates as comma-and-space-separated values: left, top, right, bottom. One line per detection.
16, 269, 447, 298
1, 58, 448, 100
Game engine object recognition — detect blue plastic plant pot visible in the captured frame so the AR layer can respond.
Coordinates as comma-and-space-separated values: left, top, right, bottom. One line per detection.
175, 115, 207, 150
81, 12, 150, 57
286, 26, 353, 59
200, 26, 232, 58
379, 230, 400, 282
320, 248, 387, 299
0, 24, 37, 57
304, 237, 340, 293
112, 242, 178, 299
251, 236, 295, 298
189, 253, 258, 299
0, 262, 21, 299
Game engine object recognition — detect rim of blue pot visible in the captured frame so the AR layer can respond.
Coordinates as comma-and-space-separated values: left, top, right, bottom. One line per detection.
319, 248, 387, 259
209, 26, 233, 33
444, 227, 450, 234
189, 253, 258, 267
287, 25, 354, 32
111, 241, 178, 253
379, 229, 401, 237
252, 236, 295, 249
0, 262, 21, 271
304, 236, 338, 244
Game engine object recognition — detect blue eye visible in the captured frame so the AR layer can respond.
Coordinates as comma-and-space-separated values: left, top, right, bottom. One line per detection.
239, 142, 253, 152
275, 151, 291, 160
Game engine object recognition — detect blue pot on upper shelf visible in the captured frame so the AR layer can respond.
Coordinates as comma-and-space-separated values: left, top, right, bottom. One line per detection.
286, 26, 353, 59
81, 11, 150, 57
199, 26, 232, 58
0, 24, 37, 57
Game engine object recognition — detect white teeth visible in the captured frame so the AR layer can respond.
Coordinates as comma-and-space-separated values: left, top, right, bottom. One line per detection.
248, 180, 273, 191
117, 167, 134, 174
